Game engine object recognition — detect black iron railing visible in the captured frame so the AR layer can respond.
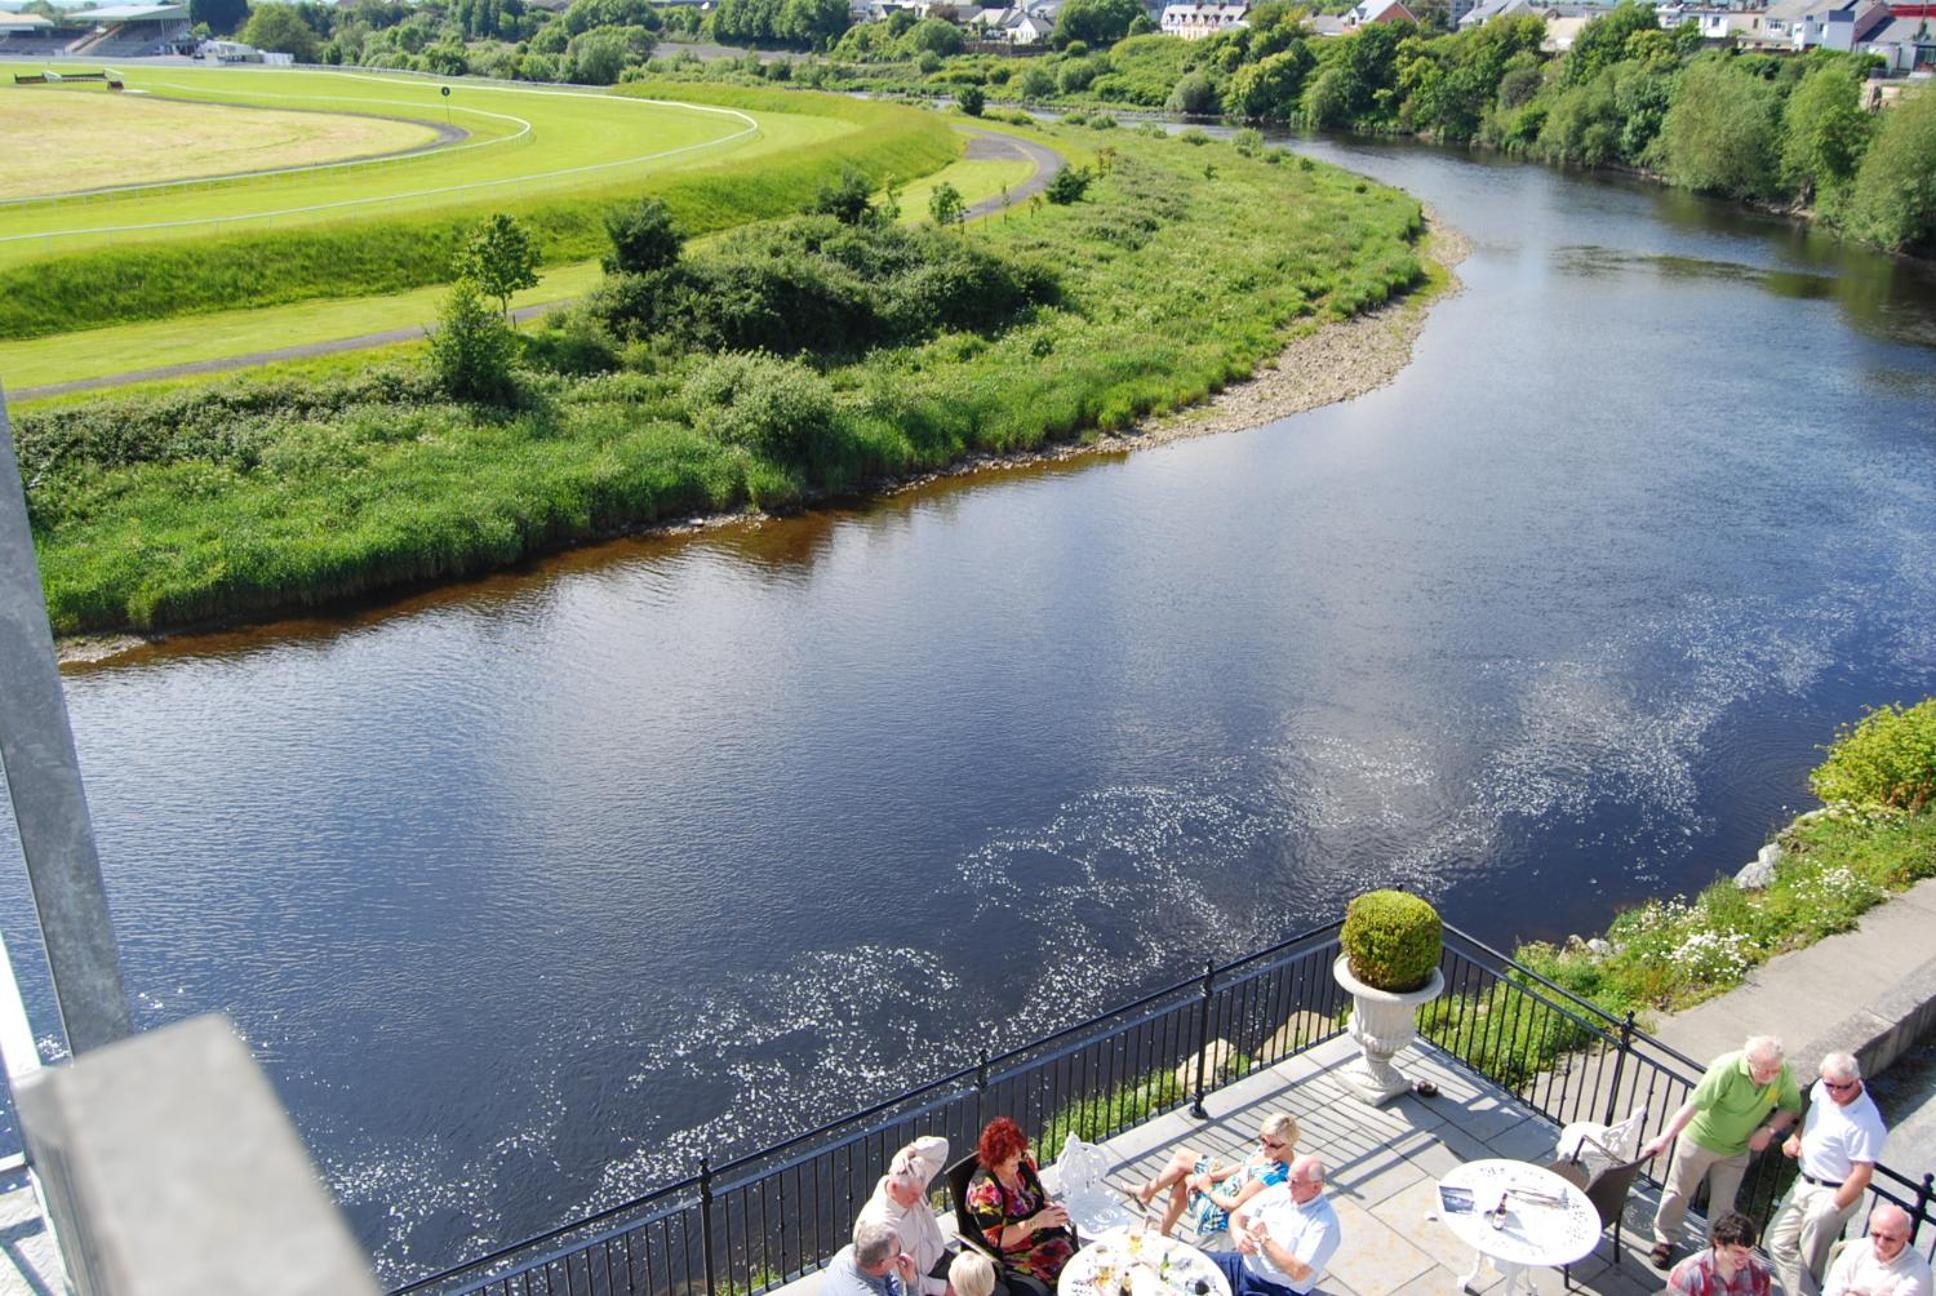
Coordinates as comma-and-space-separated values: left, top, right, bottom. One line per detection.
394, 920, 1935, 1295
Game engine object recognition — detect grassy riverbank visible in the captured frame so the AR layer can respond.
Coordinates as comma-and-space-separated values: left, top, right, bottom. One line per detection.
1513, 701, 1936, 1021
16, 120, 1428, 637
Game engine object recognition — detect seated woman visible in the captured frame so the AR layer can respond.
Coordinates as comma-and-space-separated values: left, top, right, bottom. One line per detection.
857, 1136, 951, 1296
949, 1251, 997, 1296
965, 1117, 1073, 1287
1136, 1113, 1299, 1239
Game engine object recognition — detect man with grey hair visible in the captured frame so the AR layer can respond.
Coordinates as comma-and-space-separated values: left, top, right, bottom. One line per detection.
1823, 1204, 1931, 1296
824, 1220, 920, 1296
1212, 1154, 1340, 1296
858, 1136, 952, 1296
1640, 1035, 1804, 1269
1769, 1052, 1888, 1296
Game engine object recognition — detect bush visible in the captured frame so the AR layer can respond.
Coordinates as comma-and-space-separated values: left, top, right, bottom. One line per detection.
602, 196, 683, 274
1166, 71, 1219, 116
1044, 165, 1093, 204
1846, 84, 1936, 252
1810, 699, 1936, 811
806, 166, 880, 225
430, 278, 520, 402
1340, 891, 1442, 992
683, 352, 839, 466
958, 84, 985, 116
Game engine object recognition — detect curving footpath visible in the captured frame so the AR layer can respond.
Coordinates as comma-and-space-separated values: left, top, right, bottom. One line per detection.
11, 129, 1065, 403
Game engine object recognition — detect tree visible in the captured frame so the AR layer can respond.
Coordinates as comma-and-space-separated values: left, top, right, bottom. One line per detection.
928, 181, 965, 228
566, 25, 632, 82
1657, 57, 1781, 200
1846, 83, 1936, 251
603, 197, 682, 273
901, 16, 962, 54
957, 83, 985, 116
1053, 0, 1139, 47
776, 0, 848, 46
1780, 63, 1870, 209
1166, 71, 1218, 116
239, 3, 319, 59
1562, 0, 1658, 86
457, 214, 542, 317
430, 278, 519, 402
1223, 45, 1313, 121
1043, 164, 1092, 203
190, 0, 248, 35
807, 166, 878, 224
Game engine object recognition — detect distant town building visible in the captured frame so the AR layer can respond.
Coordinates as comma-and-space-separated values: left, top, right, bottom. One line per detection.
1343, 0, 1417, 23
1160, 1, 1250, 37
1761, 0, 1890, 48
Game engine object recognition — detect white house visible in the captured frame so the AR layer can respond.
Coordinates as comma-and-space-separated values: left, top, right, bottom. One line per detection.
1761, 0, 1890, 49
1343, 0, 1417, 25
1861, 13, 1935, 69
1159, 1, 1249, 37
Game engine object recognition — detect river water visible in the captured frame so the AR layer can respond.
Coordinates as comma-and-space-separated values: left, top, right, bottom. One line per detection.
4, 139, 1935, 1284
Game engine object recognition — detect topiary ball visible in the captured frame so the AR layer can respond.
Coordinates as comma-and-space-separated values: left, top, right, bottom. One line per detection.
1341, 891, 1442, 993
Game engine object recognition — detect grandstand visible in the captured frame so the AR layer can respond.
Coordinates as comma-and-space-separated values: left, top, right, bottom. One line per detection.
0, 11, 92, 55
66, 4, 192, 55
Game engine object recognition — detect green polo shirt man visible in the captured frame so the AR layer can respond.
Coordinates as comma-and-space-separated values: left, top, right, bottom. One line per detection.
1640, 1036, 1803, 1269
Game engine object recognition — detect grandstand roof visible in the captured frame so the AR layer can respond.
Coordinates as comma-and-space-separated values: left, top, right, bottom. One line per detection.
0, 10, 54, 24
81, 3, 187, 18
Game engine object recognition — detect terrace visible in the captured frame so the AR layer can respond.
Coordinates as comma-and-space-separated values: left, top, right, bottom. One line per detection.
397, 924, 1936, 1296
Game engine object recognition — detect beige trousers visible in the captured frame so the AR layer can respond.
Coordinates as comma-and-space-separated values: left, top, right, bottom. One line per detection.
1652, 1138, 1751, 1246
1767, 1181, 1860, 1296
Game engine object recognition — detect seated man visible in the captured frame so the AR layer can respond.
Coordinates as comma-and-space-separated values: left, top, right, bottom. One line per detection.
825, 1220, 920, 1296
1665, 1211, 1774, 1296
1822, 1205, 1932, 1296
858, 1136, 953, 1296
1207, 1155, 1340, 1296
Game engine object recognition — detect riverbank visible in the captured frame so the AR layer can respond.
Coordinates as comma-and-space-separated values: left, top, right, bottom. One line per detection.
24, 123, 1445, 653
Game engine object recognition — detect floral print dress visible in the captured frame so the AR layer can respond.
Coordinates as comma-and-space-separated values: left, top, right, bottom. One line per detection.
966, 1158, 1075, 1283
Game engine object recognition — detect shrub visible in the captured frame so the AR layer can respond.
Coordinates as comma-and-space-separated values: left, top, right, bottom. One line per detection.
958, 84, 985, 116
430, 278, 520, 402
1810, 699, 1936, 811
1340, 891, 1442, 992
1044, 165, 1093, 204
1166, 71, 1219, 116
602, 197, 683, 273
1232, 128, 1264, 157
682, 352, 839, 465
1178, 127, 1211, 146
806, 166, 880, 225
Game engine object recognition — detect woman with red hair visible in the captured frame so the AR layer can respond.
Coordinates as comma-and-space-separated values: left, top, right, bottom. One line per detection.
965, 1117, 1073, 1287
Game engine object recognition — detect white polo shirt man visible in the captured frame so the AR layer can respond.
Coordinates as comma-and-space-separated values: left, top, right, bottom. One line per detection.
1769, 1053, 1888, 1296
1223, 1155, 1341, 1296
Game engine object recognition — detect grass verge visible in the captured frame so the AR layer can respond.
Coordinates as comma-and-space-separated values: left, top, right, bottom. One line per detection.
18, 123, 1425, 636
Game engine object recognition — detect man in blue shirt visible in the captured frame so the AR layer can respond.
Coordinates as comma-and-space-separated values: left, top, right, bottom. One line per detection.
825, 1220, 920, 1296
1210, 1155, 1341, 1296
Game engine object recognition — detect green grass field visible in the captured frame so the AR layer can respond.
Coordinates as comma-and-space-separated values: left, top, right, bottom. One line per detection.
0, 68, 776, 257
0, 143, 1035, 391
0, 78, 959, 340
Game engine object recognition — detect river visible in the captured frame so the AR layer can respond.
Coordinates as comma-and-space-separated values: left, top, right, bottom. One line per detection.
3, 137, 1934, 1284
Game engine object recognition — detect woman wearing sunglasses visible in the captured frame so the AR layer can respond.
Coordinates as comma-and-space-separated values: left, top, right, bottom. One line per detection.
1134, 1114, 1301, 1240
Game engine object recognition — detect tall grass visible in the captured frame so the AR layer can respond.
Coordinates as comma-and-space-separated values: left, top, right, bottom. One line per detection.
0, 86, 957, 342
21, 125, 1427, 635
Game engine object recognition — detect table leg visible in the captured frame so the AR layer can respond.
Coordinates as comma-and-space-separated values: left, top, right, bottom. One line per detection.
1458, 1250, 1488, 1293
1497, 1261, 1526, 1296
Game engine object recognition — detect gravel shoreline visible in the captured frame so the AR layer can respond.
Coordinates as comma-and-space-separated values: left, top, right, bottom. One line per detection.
54, 213, 1471, 667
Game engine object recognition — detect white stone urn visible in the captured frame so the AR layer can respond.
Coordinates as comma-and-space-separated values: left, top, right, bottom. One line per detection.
1333, 954, 1445, 1106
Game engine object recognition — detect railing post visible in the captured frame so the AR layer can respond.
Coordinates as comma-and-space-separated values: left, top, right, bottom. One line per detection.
1602, 1011, 1635, 1126
1190, 962, 1214, 1120
699, 1156, 717, 1296
975, 1050, 989, 1131
1916, 1174, 1934, 1242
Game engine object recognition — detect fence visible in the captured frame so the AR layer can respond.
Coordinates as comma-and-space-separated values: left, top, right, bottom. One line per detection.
395, 920, 1935, 1296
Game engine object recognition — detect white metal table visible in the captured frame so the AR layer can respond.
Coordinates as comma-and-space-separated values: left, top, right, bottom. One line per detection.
1437, 1159, 1601, 1295
1057, 1225, 1234, 1296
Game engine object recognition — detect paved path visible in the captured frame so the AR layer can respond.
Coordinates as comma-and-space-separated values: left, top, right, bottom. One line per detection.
12, 130, 1066, 403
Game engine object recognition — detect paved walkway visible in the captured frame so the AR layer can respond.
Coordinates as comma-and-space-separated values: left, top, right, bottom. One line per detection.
0, 1178, 61, 1296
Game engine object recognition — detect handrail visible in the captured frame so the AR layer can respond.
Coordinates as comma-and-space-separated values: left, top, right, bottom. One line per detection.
391, 919, 1935, 1295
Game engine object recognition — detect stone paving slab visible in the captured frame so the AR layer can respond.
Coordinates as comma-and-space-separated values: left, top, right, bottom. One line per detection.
0, 1179, 63, 1296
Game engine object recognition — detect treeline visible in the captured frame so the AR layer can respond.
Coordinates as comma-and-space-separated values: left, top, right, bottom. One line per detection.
817, 1, 1936, 251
